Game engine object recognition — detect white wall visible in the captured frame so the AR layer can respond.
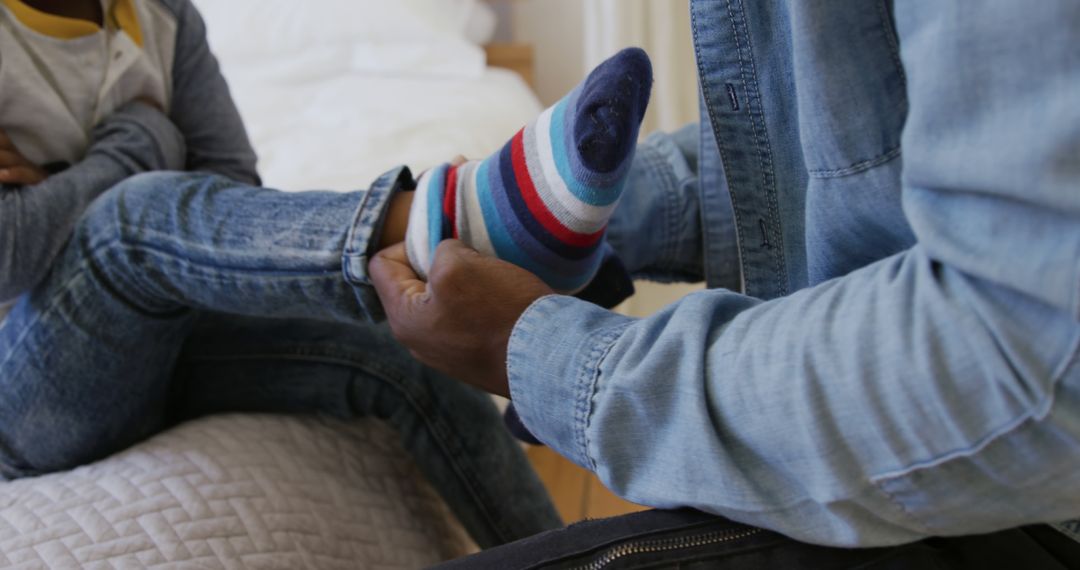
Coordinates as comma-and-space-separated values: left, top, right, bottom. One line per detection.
496, 0, 697, 133
583, 0, 698, 134
507, 0, 587, 107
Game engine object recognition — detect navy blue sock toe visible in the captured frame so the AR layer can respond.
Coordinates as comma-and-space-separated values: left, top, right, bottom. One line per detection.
574, 47, 653, 173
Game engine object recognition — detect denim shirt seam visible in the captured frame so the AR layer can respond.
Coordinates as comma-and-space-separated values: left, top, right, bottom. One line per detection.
869, 331, 1080, 531
726, 0, 789, 298
875, 0, 908, 87
807, 147, 902, 179
694, 0, 789, 299
577, 322, 635, 473
693, 5, 751, 297
868, 480, 936, 536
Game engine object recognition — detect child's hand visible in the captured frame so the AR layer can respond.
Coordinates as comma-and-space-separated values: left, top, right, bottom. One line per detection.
0, 130, 48, 186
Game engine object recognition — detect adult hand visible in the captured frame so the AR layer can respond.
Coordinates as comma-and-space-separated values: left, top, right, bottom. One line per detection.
0, 130, 48, 186
370, 240, 554, 397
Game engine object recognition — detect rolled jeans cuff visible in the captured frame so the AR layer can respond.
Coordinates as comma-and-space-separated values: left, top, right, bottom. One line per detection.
342, 166, 416, 322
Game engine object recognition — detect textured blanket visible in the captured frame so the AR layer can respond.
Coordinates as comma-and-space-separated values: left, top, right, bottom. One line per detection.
0, 414, 475, 569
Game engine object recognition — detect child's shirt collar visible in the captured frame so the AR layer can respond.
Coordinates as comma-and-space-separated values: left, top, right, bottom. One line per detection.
0, 0, 142, 46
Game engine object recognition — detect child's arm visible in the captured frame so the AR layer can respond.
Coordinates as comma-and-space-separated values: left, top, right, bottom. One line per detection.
0, 134, 48, 186
163, 0, 259, 185
0, 101, 186, 300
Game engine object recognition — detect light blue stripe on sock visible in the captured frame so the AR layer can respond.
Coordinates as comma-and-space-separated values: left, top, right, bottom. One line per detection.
549, 95, 622, 207
426, 164, 448, 257
476, 157, 531, 269
479, 155, 596, 289
476, 157, 585, 291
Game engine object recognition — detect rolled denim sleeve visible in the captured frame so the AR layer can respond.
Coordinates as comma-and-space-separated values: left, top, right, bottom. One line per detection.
509, 1, 1080, 548
605, 124, 705, 283
510, 253, 1079, 547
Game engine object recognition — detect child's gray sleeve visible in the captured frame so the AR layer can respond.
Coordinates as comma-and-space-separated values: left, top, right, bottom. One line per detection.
166, 0, 260, 186
0, 102, 186, 301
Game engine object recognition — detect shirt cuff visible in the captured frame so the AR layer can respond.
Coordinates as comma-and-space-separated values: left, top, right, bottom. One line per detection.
342, 165, 416, 322
507, 294, 635, 470
606, 128, 704, 283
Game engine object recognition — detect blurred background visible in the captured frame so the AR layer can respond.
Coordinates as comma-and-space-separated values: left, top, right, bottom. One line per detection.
487, 0, 698, 134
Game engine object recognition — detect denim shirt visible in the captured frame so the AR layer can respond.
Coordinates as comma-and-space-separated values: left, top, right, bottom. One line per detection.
506, 0, 1080, 547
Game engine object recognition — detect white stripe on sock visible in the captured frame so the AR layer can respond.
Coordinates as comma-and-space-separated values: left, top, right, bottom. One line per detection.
405, 168, 435, 279
533, 106, 618, 231
458, 160, 496, 257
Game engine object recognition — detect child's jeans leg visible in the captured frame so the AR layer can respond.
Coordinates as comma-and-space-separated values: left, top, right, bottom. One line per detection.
173, 313, 562, 548
0, 170, 389, 476
0, 168, 559, 545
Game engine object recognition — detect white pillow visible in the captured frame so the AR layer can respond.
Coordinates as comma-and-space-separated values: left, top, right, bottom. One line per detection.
193, 0, 495, 64
457, 0, 498, 45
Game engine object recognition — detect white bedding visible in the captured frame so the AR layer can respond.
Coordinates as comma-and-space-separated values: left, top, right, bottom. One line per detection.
226, 65, 542, 192
0, 415, 475, 569
200, 0, 543, 193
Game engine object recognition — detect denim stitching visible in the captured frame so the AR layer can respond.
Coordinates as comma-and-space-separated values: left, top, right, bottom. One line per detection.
870, 482, 936, 535
186, 349, 521, 544
343, 167, 413, 286
704, 0, 787, 298
808, 147, 902, 179
693, 1, 753, 300
727, 0, 788, 297
875, 330, 1080, 482
342, 187, 386, 283
344, 169, 397, 257
574, 335, 605, 471
580, 323, 635, 473
792, 2, 907, 184
876, 0, 908, 87
870, 330, 1080, 533
113, 244, 344, 280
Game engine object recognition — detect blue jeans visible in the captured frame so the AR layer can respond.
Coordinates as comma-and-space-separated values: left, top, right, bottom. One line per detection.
0, 169, 561, 548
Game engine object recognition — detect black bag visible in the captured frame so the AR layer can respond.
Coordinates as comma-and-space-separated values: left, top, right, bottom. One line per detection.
433, 509, 1080, 569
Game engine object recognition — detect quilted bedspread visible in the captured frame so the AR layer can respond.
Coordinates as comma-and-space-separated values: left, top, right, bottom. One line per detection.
0, 414, 475, 569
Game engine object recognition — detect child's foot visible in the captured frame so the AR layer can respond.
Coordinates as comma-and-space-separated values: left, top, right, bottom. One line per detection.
405, 47, 652, 293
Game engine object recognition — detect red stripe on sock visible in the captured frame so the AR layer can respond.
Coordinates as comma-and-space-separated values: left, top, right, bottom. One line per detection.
444, 164, 459, 239
510, 130, 604, 248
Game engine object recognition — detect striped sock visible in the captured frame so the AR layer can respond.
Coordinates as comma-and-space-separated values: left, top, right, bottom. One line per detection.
405, 47, 652, 292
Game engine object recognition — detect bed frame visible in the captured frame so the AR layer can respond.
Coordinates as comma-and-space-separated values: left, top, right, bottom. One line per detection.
484, 42, 536, 89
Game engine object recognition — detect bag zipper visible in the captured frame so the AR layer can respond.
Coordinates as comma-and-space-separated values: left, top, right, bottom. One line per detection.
568, 527, 763, 570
